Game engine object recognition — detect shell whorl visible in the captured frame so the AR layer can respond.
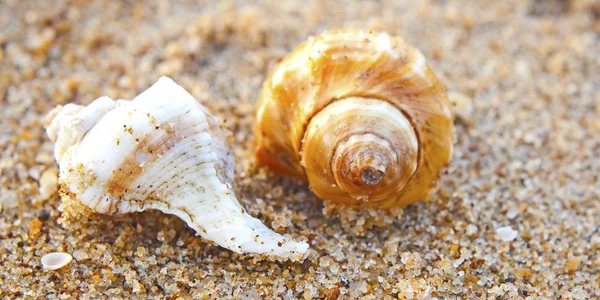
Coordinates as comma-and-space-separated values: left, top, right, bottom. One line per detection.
46, 77, 308, 260
45, 96, 117, 163
301, 97, 419, 203
254, 29, 454, 208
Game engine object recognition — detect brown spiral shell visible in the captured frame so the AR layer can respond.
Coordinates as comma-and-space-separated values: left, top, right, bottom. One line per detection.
254, 29, 454, 209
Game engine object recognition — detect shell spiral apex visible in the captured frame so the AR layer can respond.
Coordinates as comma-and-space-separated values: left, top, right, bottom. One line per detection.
254, 29, 454, 209
45, 76, 308, 260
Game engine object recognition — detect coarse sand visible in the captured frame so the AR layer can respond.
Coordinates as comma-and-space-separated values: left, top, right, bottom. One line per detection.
0, 0, 599, 298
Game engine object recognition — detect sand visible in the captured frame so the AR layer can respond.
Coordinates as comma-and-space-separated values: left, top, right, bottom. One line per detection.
1, 0, 599, 298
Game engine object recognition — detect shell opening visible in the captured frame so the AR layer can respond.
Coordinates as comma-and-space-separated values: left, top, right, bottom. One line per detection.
361, 168, 385, 185
357, 155, 386, 185
301, 97, 419, 204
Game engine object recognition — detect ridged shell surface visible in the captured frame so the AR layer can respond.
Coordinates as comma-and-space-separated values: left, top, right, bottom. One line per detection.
46, 77, 308, 260
254, 29, 454, 208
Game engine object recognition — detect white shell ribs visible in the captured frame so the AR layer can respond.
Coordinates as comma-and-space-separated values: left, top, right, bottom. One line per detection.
45, 77, 308, 260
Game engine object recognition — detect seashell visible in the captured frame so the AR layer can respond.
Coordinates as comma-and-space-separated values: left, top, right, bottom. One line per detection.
41, 252, 73, 270
45, 77, 308, 260
254, 29, 454, 209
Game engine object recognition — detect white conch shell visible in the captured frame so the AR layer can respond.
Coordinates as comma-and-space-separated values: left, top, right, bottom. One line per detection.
45, 77, 308, 260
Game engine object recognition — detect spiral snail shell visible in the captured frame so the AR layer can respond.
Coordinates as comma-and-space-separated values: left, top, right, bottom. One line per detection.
46, 77, 308, 260
254, 29, 454, 208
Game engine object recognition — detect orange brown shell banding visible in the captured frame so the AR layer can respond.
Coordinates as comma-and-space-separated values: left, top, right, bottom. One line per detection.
254, 29, 454, 208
